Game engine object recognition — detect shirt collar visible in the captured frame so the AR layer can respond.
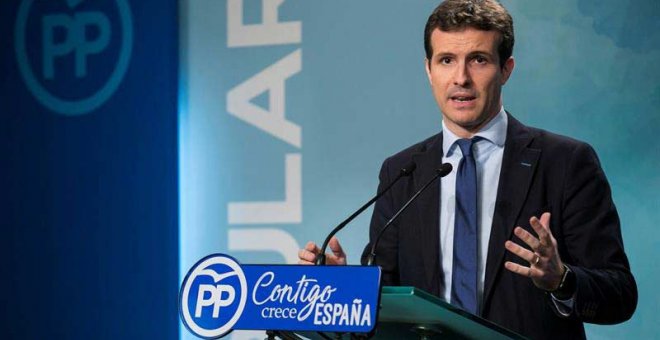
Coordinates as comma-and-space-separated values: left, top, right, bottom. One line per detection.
442, 107, 508, 157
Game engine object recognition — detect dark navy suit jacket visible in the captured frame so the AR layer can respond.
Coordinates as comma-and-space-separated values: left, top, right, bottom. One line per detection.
361, 114, 637, 339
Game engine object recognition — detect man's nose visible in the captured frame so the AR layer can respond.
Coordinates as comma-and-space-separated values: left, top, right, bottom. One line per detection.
453, 62, 471, 87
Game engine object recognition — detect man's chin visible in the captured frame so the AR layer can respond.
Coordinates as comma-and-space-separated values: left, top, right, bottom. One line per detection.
442, 112, 496, 134
443, 112, 481, 126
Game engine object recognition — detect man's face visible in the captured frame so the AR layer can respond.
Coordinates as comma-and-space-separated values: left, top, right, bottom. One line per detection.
425, 27, 514, 137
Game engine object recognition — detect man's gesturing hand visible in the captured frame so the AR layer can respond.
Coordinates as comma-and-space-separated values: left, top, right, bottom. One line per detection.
504, 212, 565, 291
297, 236, 347, 265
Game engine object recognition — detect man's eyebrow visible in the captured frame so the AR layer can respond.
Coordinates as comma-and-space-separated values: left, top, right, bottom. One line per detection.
434, 52, 456, 58
467, 50, 495, 57
433, 50, 495, 58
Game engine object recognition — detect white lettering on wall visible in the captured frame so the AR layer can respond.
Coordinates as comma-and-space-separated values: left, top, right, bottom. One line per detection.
226, 0, 302, 265
227, 0, 302, 47
227, 49, 302, 148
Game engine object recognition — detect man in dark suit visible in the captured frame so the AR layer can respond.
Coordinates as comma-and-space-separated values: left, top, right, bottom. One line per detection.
299, 0, 637, 338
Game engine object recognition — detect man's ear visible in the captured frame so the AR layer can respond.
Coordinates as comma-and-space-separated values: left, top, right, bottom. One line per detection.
501, 56, 515, 85
424, 58, 433, 86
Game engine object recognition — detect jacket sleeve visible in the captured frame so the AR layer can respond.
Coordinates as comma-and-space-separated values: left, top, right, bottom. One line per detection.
559, 142, 637, 324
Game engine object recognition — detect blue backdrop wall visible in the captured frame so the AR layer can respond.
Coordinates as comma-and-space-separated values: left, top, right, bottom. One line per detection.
1, 0, 178, 339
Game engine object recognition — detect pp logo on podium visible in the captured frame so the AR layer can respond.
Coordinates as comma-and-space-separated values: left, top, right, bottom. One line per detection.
15, 0, 133, 116
180, 254, 248, 339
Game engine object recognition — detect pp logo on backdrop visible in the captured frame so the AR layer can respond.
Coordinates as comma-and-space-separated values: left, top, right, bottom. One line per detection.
180, 254, 248, 339
15, 0, 133, 116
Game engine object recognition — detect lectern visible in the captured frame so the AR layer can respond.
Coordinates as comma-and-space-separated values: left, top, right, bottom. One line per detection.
374, 286, 525, 339
294, 286, 525, 340
179, 255, 525, 339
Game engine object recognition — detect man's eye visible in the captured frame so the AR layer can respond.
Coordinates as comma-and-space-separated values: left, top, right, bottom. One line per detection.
440, 57, 452, 64
474, 56, 488, 64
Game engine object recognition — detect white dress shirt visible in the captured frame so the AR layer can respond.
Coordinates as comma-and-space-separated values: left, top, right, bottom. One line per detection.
439, 107, 507, 311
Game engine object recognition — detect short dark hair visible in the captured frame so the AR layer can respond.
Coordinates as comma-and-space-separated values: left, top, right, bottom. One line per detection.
424, 0, 514, 68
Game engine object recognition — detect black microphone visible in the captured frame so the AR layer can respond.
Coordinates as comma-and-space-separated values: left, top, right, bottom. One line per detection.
365, 163, 453, 266
315, 161, 417, 265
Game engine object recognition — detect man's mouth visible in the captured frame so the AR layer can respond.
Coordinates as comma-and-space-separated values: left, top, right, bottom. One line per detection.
451, 95, 476, 102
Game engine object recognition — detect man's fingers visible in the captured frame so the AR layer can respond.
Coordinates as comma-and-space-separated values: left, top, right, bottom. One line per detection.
504, 261, 542, 278
530, 212, 553, 247
298, 241, 321, 264
328, 237, 345, 257
540, 212, 551, 228
298, 239, 347, 266
505, 240, 537, 263
504, 261, 528, 276
529, 216, 547, 240
506, 213, 560, 290
305, 241, 320, 253
298, 248, 317, 262
327, 237, 347, 265
513, 226, 540, 251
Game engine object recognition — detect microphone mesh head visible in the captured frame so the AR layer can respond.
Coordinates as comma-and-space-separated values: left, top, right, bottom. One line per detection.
437, 163, 453, 176
401, 161, 417, 176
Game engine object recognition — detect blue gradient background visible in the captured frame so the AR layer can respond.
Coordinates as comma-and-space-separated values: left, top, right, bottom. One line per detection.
2, 0, 178, 339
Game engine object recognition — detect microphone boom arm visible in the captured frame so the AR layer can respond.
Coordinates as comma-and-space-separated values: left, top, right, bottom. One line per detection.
315, 162, 416, 265
366, 163, 452, 266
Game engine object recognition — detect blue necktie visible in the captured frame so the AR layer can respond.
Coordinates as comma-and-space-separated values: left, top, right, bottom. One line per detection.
451, 138, 478, 314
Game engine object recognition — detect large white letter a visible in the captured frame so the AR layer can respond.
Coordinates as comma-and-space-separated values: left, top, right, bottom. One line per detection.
227, 49, 301, 148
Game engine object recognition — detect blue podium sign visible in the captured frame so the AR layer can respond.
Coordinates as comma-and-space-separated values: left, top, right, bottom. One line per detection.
179, 254, 381, 339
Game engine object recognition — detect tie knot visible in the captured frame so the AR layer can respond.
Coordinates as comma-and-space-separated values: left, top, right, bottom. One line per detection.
456, 138, 477, 157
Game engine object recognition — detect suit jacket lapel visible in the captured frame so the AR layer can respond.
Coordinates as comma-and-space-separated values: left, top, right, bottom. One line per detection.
482, 114, 540, 311
411, 133, 443, 292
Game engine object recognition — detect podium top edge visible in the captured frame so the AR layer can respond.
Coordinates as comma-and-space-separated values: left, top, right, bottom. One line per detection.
380, 286, 527, 340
